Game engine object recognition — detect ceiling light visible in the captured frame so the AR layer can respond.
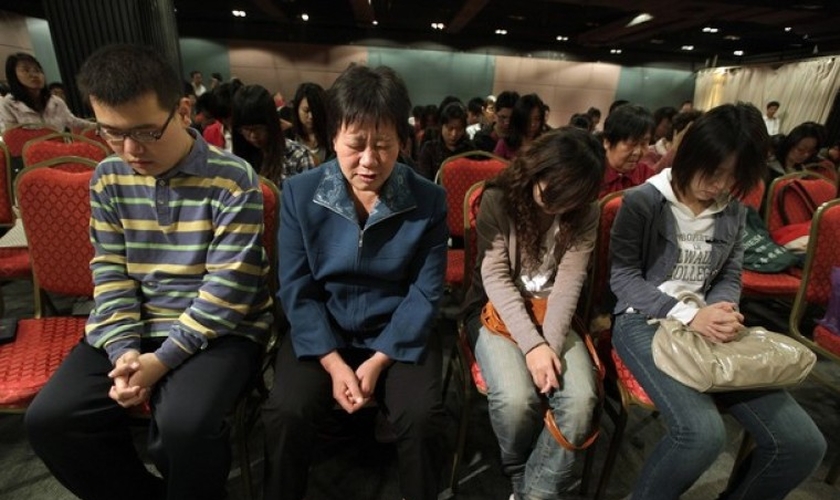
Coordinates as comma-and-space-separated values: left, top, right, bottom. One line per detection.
785, 26, 792, 32
610, 49, 622, 54
301, 13, 309, 21
733, 50, 744, 56
231, 10, 246, 17
372, 20, 378, 26
702, 26, 719, 33
626, 13, 654, 27
723, 35, 740, 40
556, 35, 569, 41
681, 45, 694, 51
431, 22, 445, 30
495, 29, 508, 35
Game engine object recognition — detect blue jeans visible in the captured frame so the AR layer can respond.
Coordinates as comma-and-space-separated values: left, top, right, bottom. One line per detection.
473, 320, 598, 500
613, 312, 826, 500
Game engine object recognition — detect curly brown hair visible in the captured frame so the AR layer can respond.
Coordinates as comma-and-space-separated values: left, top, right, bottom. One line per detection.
485, 127, 605, 269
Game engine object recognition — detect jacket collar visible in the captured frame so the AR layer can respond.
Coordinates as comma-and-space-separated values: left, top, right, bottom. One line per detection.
313, 160, 417, 225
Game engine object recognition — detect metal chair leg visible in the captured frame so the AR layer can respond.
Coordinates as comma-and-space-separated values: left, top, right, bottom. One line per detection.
595, 402, 628, 500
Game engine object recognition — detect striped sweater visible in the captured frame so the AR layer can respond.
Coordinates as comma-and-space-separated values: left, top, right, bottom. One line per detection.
85, 134, 273, 369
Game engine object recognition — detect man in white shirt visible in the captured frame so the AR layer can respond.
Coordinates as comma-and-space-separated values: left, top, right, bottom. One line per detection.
190, 70, 206, 96
763, 100, 780, 135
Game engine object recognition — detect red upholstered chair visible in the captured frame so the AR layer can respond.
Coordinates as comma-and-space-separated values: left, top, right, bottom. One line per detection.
764, 171, 836, 235
802, 160, 838, 185
446, 181, 487, 493
589, 191, 749, 500
437, 151, 507, 295
22, 132, 110, 168
1, 124, 60, 157
0, 143, 13, 228
446, 181, 599, 496
235, 175, 281, 499
78, 125, 112, 149
0, 168, 94, 411
127, 175, 282, 500
736, 179, 765, 212
0, 144, 32, 317
788, 198, 840, 484
742, 172, 835, 299
737, 178, 803, 298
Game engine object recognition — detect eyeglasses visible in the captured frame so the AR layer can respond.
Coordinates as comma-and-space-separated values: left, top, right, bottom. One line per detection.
97, 108, 177, 144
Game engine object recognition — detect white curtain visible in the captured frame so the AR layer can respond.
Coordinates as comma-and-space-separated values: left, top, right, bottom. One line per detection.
694, 56, 840, 134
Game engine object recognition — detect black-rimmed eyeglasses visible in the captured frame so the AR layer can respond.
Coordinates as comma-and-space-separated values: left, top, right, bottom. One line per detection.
97, 108, 177, 144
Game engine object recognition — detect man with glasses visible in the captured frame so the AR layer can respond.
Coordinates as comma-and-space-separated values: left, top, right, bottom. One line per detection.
474, 90, 519, 153
25, 44, 272, 500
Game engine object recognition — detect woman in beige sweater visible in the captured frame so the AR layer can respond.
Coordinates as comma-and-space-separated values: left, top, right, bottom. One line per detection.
461, 127, 604, 500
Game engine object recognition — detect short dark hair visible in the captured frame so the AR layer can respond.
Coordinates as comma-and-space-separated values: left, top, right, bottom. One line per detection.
211, 72, 223, 81
495, 90, 519, 112
569, 113, 592, 131
467, 97, 484, 115
47, 81, 64, 92
201, 81, 237, 120
5, 52, 49, 112
767, 101, 780, 109
602, 104, 654, 145
440, 102, 467, 125
326, 64, 412, 145
608, 99, 630, 115
672, 102, 767, 198
77, 44, 182, 111
586, 107, 601, 119
190, 70, 201, 78
653, 106, 678, 126
672, 110, 703, 135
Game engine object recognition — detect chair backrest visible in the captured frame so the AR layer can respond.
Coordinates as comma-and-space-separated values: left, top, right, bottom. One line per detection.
0, 143, 13, 227
16, 167, 95, 301
802, 160, 838, 184
1, 124, 61, 156
78, 125, 111, 149
14, 157, 98, 197
583, 191, 624, 327
462, 181, 485, 288
22, 132, 110, 168
259, 176, 280, 293
765, 172, 836, 233
797, 199, 840, 307
439, 150, 507, 239
789, 199, 840, 363
736, 179, 765, 211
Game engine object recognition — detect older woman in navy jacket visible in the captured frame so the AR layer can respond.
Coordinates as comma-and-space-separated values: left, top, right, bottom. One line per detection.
262, 64, 449, 500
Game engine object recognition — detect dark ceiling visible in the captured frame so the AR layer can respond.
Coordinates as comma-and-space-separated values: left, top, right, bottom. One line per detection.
4, 0, 840, 67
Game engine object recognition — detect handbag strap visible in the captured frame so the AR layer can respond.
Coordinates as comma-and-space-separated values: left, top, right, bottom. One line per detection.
543, 326, 604, 450
483, 303, 606, 451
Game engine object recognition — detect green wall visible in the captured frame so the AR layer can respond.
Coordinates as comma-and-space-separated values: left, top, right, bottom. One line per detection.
367, 48, 495, 107
179, 38, 231, 84
616, 67, 695, 111
26, 18, 60, 85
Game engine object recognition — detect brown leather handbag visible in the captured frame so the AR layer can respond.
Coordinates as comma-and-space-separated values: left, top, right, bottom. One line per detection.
480, 299, 603, 451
